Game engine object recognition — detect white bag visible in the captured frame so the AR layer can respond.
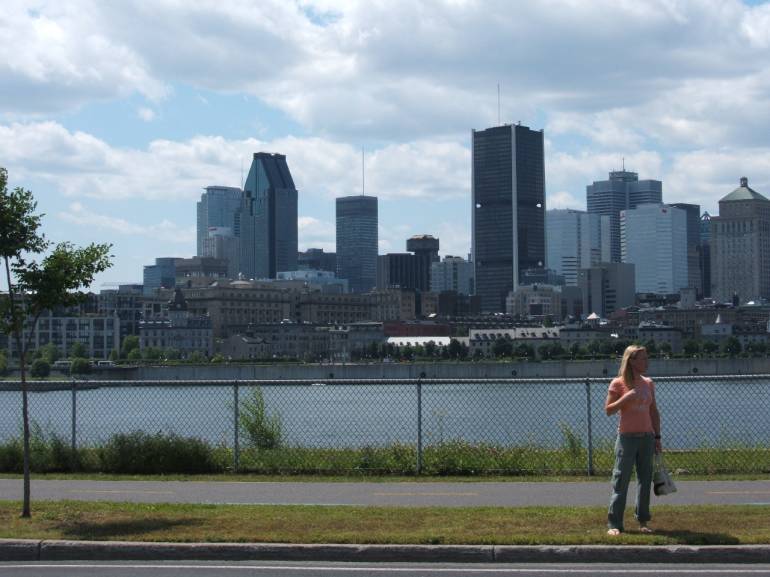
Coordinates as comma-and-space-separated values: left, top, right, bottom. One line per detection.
653, 453, 677, 496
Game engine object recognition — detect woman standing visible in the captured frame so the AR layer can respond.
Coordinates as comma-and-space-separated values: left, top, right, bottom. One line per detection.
605, 344, 662, 535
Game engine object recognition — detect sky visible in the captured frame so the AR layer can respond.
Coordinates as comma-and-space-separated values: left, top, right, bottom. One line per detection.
2, 0, 770, 289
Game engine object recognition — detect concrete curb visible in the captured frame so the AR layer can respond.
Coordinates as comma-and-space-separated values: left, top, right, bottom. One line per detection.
2, 539, 770, 564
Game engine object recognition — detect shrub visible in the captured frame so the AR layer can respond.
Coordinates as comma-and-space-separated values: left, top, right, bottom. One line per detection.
70, 357, 91, 375
98, 431, 223, 474
239, 387, 282, 449
29, 358, 50, 378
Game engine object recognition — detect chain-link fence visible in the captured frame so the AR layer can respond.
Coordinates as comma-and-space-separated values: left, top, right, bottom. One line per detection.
1, 375, 769, 475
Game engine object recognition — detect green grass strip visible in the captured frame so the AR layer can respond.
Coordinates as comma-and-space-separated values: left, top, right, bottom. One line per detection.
2, 501, 769, 545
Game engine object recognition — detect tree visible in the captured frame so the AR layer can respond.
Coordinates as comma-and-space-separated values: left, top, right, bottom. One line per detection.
683, 339, 701, 357
120, 335, 139, 359
29, 358, 50, 378
37, 343, 60, 364
0, 351, 7, 376
69, 342, 88, 359
492, 338, 513, 358
0, 167, 111, 518
702, 340, 719, 356
70, 357, 91, 375
723, 336, 742, 357
659, 342, 672, 357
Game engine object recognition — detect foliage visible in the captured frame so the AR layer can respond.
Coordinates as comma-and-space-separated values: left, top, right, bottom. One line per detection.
164, 348, 181, 361
36, 343, 61, 364
723, 336, 742, 357
70, 357, 91, 375
702, 340, 719, 355
142, 346, 164, 361
210, 353, 226, 364
0, 351, 7, 376
684, 339, 701, 357
29, 358, 51, 378
120, 335, 139, 359
188, 351, 206, 363
69, 342, 88, 359
98, 431, 223, 474
0, 166, 112, 517
127, 348, 142, 361
108, 348, 120, 362
492, 338, 513, 358
239, 387, 283, 449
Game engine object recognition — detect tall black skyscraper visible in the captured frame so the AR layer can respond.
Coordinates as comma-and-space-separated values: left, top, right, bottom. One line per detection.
336, 195, 378, 293
472, 124, 546, 312
586, 170, 662, 263
239, 152, 298, 279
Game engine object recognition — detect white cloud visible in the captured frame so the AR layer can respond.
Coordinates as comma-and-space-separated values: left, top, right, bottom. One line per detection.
59, 202, 195, 244
137, 107, 155, 122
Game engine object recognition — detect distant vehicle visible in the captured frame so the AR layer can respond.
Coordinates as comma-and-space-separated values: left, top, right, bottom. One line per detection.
96, 360, 116, 367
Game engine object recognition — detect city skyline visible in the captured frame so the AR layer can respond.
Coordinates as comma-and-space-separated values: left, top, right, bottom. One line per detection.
2, 1, 770, 289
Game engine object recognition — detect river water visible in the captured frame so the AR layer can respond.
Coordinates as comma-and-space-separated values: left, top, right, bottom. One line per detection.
1, 378, 768, 450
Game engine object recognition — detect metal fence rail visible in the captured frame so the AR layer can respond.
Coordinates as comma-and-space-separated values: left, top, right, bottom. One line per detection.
1, 375, 769, 475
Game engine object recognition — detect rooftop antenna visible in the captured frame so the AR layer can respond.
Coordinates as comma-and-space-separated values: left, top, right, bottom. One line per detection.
361, 145, 365, 196
497, 83, 501, 126
622, 157, 625, 171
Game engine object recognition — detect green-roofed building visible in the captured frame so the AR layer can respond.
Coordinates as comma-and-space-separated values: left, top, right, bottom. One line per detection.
710, 177, 770, 303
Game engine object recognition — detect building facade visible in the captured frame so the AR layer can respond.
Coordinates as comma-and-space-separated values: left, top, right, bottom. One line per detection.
710, 178, 770, 304
298, 248, 336, 273
586, 170, 662, 263
621, 203, 687, 295
336, 195, 378, 293
577, 262, 636, 318
196, 185, 242, 257
472, 124, 546, 312
201, 227, 240, 278
239, 152, 298, 279
670, 203, 703, 296
431, 256, 475, 295
143, 257, 177, 296
546, 209, 609, 286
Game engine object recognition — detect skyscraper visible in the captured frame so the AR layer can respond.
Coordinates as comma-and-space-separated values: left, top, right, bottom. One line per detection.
472, 124, 545, 312
239, 152, 298, 279
670, 203, 702, 296
196, 186, 242, 256
406, 235, 440, 292
546, 209, 610, 286
336, 195, 378, 293
621, 203, 687, 295
710, 178, 770, 303
586, 170, 662, 263
700, 211, 712, 298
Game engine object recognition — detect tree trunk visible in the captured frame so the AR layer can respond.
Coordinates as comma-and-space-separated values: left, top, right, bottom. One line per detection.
20, 349, 31, 518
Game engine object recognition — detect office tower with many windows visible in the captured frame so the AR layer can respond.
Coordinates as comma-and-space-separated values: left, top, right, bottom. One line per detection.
546, 209, 610, 286
710, 178, 770, 303
586, 170, 662, 263
196, 186, 242, 257
670, 203, 703, 296
239, 153, 298, 279
431, 255, 475, 295
700, 211, 712, 297
621, 203, 687, 295
472, 124, 546, 312
336, 195, 378, 293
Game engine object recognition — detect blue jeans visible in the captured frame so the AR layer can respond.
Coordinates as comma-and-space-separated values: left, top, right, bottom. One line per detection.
607, 432, 654, 531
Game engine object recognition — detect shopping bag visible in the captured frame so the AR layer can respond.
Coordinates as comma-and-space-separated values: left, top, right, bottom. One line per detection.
653, 453, 677, 496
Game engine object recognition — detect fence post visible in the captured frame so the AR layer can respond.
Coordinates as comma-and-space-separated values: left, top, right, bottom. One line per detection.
233, 381, 240, 473
416, 375, 423, 475
71, 379, 77, 454
585, 378, 594, 476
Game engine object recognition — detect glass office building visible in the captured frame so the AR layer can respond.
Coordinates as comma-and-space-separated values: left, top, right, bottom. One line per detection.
472, 124, 546, 312
196, 186, 243, 257
586, 170, 662, 263
336, 195, 378, 293
239, 152, 298, 279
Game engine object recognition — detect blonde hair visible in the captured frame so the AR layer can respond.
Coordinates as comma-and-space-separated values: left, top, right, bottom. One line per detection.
618, 344, 646, 387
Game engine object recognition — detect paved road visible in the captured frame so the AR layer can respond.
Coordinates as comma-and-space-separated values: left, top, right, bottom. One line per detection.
3, 562, 770, 577
1, 479, 769, 507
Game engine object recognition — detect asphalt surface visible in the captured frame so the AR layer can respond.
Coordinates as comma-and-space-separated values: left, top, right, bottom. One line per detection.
1, 478, 770, 507
3, 562, 770, 577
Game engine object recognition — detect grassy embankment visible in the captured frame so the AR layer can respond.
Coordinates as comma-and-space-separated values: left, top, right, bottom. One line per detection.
2, 501, 769, 545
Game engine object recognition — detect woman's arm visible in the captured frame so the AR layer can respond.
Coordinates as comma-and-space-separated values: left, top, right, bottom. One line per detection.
605, 384, 637, 416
